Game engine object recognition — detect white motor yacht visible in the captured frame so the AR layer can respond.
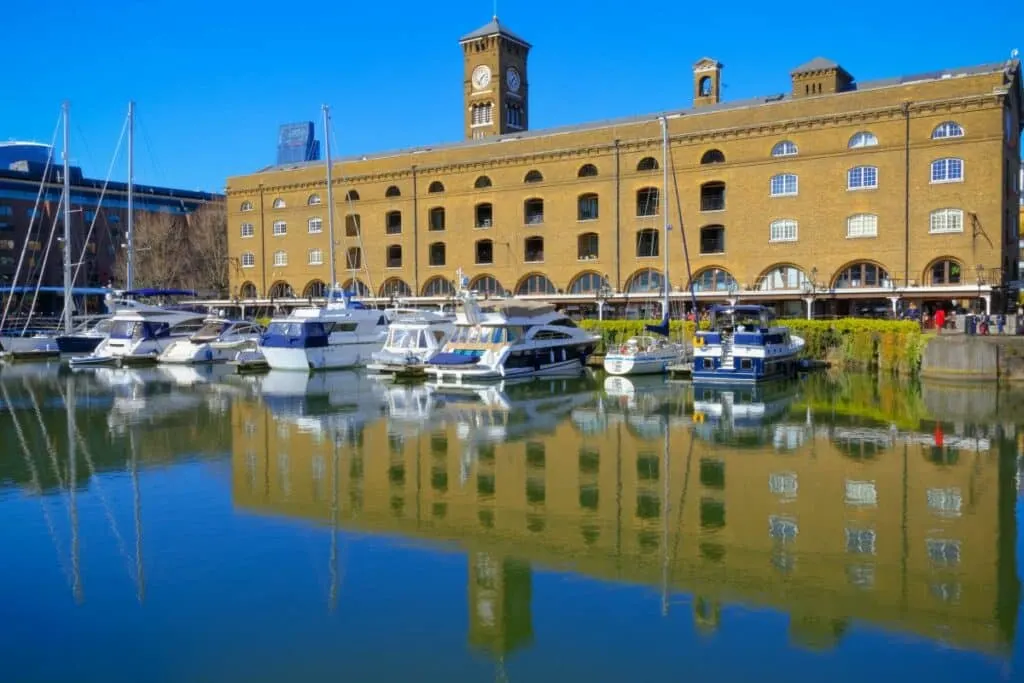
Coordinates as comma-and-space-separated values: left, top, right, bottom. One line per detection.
69, 309, 208, 367
158, 318, 264, 365
367, 308, 455, 374
603, 334, 688, 376
425, 286, 599, 383
257, 291, 389, 372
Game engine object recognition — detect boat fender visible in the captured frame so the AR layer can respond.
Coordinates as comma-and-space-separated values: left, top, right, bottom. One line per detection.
693, 337, 704, 347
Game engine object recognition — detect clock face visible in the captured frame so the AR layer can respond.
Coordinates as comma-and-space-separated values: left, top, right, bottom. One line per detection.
506, 67, 521, 93
471, 65, 491, 91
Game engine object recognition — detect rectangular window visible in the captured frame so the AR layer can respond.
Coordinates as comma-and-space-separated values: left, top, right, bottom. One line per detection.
241, 223, 255, 238
847, 214, 878, 238
845, 480, 877, 506
241, 252, 255, 268
273, 251, 287, 267
272, 220, 287, 236
931, 158, 964, 183
769, 220, 797, 242
578, 195, 599, 221
929, 209, 964, 234
308, 248, 323, 265
845, 528, 876, 555
308, 217, 323, 234
926, 488, 962, 517
769, 472, 797, 498
848, 166, 878, 190
770, 174, 798, 197
636, 230, 659, 258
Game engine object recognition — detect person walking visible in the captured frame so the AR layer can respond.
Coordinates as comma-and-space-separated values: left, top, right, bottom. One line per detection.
934, 307, 946, 334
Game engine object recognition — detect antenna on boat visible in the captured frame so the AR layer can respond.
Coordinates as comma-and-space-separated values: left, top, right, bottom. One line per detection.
322, 104, 338, 299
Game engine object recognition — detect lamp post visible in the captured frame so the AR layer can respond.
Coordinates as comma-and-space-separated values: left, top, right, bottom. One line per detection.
596, 275, 613, 321
801, 266, 818, 320
888, 278, 904, 318
726, 280, 739, 307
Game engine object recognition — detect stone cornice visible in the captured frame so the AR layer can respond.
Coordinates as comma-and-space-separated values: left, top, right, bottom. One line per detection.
234, 92, 1003, 194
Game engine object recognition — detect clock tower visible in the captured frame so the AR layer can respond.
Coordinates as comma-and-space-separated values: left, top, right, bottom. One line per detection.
459, 16, 531, 140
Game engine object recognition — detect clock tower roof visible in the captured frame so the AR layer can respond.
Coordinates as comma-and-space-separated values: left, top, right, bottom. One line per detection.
459, 16, 531, 48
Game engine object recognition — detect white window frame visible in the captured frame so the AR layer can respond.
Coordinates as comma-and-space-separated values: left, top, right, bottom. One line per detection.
273, 250, 287, 267
929, 208, 964, 234
931, 121, 964, 140
241, 252, 255, 268
770, 173, 798, 197
846, 214, 878, 239
848, 131, 879, 149
847, 166, 878, 191
272, 220, 287, 236
307, 217, 323, 234
769, 219, 798, 243
307, 194, 322, 206
272, 198, 286, 209
308, 248, 323, 265
240, 200, 254, 212
240, 222, 254, 238
931, 158, 964, 183
844, 479, 878, 506
771, 140, 798, 157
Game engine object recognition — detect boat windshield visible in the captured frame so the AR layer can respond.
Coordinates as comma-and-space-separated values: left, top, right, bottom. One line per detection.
109, 320, 144, 340
193, 321, 230, 340
388, 327, 426, 349
93, 319, 113, 334
450, 325, 523, 345
266, 321, 328, 338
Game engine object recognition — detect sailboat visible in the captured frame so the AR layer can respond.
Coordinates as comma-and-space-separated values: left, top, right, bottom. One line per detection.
604, 116, 687, 376
258, 105, 389, 372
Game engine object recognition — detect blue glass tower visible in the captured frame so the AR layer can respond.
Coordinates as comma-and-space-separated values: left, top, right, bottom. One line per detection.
276, 122, 321, 165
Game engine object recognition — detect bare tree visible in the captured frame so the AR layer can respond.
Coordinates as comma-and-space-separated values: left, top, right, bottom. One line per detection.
113, 202, 228, 296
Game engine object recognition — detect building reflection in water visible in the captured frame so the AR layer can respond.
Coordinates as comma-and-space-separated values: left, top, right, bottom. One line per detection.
230, 374, 1019, 657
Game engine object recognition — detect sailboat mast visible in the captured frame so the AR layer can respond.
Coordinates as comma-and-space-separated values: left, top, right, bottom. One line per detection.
126, 101, 135, 291
322, 105, 337, 294
660, 116, 670, 320
61, 101, 72, 335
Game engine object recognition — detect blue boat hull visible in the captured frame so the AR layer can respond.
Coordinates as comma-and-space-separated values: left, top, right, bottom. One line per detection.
55, 335, 103, 354
692, 355, 800, 384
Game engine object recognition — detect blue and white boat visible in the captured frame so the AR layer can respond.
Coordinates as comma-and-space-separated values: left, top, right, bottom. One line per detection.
692, 305, 804, 384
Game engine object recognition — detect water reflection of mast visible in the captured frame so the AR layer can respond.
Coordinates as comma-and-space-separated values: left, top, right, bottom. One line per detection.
328, 432, 340, 612
129, 427, 145, 603
661, 417, 670, 616
66, 374, 83, 603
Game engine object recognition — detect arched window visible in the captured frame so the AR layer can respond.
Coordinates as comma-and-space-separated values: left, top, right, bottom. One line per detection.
636, 229, 659, 258
524, 236, 544, 263
578, 163, 599, 178
386, 244, 402, 268
771, 140, 798, 157
307, 193, 321, 206
930, 158, 964, 183
240, 200, 254, 212
848, 131, 878, 149
385, 185, 401, 198
272, 250, 287, 267
769, 219, 797, 243
700, 225, 725, 254
240, 223, 255, 238
568, 271, 605, 294
931, 122, 964, 140
847, 213, 878, 238
926, 258, 962, 285
239, 281, 258, 298
577, 232, 599, 260
833, 262, 890, 289
577, 193, 599, 221
524, 169, 544, 183
272, 197, 286, 209
428, 207, 445, 231
344, 189, 360, 201
303, 279, 327, 298
516, 273, 556, 295
929, 208, 964, 234
474, 175, 492, 189
636, 187, 659, 216
475, 239, 494, 265
636, 156, 659, 172
379, 277, 412, 297
848, 166, 878, 190
428, 241, 445, 266
341, 278, 370, 297
307, 248, 323, 265
241, 252, 256, 268
524, 198, 544, 224
475, 202, 493, 228
625, 268, 664, 293
307, 217, 322, 234
470, 274, 504, 296
385, 210, 402, 235
428, 181, 445, 194
700, 181, 725, 211
698, 76, 712, 97
421, 276, 454, 297
700, 149, 725, 164
689, 267, 736, 293
770, 174, 798, 197
268, 281, 293, 298
757, 265, 807, 291
346, 247, 362, 269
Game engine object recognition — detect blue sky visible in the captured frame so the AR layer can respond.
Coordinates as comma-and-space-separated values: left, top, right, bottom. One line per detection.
3, 0, 1019, 193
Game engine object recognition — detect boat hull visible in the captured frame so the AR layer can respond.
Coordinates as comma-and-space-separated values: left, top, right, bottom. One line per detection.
427, 356, 586, 383
260, 340, 382, 372
603, 351, 682, 376
55, 335, 103, 354
158, 339, 252, 365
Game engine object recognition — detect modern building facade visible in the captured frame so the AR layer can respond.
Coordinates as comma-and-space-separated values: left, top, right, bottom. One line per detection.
276, 122, 321, 166
0, 142, 223, 296
226, 17, 1023, 316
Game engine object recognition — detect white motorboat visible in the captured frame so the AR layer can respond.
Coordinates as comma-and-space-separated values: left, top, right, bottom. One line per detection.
603, 335, 687, 376
257, 291, 389, 372
367, 308, 455, 374
157, 318, 264, 365
425, 280, 599, 383
69, 308, 208, 367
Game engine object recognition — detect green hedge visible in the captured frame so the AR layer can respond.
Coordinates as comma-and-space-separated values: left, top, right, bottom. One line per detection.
579, 318, 928, 376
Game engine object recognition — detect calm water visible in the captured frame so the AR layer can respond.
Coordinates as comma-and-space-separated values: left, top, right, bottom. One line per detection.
1, 363, 1022, 682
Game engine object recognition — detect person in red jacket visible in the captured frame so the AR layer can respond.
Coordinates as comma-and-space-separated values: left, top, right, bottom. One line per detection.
934, 308, 946, 333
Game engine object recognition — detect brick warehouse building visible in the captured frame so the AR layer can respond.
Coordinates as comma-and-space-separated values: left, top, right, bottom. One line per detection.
0, 141, 223, 303
226, 17, 1023, 317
